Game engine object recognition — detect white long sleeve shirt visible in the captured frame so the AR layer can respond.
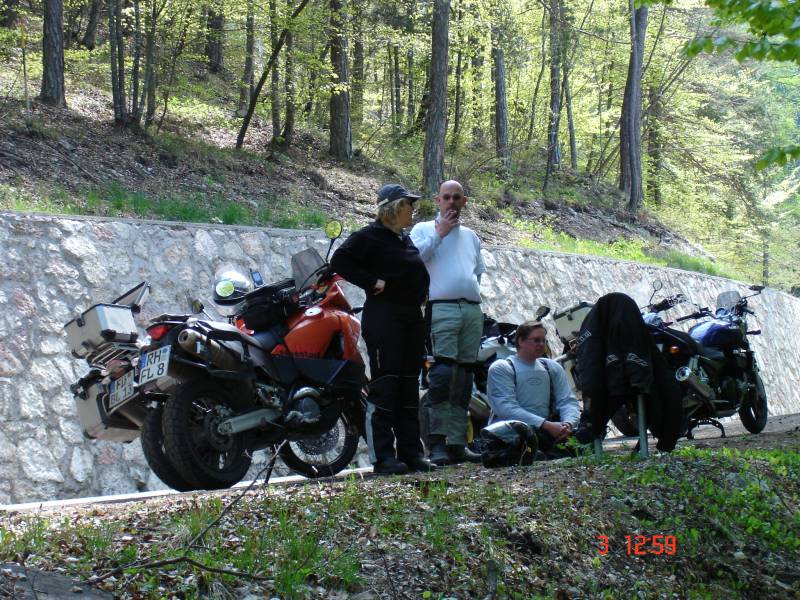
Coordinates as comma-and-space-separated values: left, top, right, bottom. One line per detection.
409, 219, 485, 302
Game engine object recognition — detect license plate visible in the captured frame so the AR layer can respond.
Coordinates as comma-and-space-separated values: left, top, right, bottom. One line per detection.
109, 369, 136, 410
139, 346, 171, 385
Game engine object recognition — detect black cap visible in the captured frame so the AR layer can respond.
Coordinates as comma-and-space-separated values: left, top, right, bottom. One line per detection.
377, 184, 421, 207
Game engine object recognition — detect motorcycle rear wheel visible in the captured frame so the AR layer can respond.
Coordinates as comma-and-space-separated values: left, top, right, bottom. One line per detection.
141, 405, 195, 492
738, 372, 768, 434
611, 405, 639, 437
162, 380, 252, 490
279, 411, 360, 477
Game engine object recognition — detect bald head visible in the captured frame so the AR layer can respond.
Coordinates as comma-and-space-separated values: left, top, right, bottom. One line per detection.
436, 180, 468, 220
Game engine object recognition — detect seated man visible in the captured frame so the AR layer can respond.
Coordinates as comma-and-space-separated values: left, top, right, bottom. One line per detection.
486, 320, 580, 454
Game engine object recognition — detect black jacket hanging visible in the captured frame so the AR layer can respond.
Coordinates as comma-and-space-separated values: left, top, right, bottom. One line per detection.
576, 292, 683, 451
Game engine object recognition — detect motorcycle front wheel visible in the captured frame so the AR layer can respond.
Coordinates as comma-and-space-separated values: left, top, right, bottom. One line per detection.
162, 379, 253, 490
141, 405, 195, 492
738, 372, 768, 434
279, 411, 360, 478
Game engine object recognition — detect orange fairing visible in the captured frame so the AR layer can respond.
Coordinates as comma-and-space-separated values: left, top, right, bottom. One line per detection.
272, 279, 363, 361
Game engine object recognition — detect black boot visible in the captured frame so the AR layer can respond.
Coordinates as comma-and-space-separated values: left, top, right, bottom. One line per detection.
447, 445, 482, 464
373, 457, 409, 475
429, 443, 450, 466
402, 456, 438, 473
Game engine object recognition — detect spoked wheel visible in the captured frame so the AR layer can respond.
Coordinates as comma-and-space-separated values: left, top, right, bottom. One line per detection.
611, 404, 639, 437
141, 405, 195, 492
279, 411, 360, 478
739, 372, 768, 434
162, 380, 252, 490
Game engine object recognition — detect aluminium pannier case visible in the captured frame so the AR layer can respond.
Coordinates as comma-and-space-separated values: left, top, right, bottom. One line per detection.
554, 302, 594, 345
72, 371, 141, 442
64, 303, 139, 358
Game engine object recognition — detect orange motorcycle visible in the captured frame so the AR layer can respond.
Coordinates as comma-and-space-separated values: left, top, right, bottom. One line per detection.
67, 222, 366, 491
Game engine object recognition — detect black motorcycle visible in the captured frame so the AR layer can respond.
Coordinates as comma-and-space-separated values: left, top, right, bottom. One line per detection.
612, 282, 768, 438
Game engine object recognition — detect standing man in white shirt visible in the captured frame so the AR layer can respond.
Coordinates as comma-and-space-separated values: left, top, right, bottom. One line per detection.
411, 180, 485, 465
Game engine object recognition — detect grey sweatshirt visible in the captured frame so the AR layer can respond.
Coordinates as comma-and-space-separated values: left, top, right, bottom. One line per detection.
486, 356, 580, 430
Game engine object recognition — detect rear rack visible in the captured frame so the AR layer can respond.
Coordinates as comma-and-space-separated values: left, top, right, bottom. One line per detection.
85, 342, 141, 369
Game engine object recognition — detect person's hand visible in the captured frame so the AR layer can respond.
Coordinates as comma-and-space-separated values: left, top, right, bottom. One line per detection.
542, 420, 572, 442
435, 209, 459, 238
373, 279, 386, 295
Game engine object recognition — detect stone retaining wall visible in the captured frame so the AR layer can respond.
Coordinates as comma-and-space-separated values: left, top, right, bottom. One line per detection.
1, 212, 798, 504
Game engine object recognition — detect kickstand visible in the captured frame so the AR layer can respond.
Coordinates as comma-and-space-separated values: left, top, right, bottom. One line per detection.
686, 418, 726, 439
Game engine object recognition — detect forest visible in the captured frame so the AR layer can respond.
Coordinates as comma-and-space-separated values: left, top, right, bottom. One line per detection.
0, 0, 798, 291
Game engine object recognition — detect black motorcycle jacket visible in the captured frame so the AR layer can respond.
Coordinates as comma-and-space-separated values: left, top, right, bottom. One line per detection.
330, 221, 430, 306
576, 292, 683, 451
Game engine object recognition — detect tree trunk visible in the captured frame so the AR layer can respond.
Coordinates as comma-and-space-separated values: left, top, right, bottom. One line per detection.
279, 0, 295, 147
40, 0, 66, 107
143, 0, 158, 128
81, 0, 102, 49
0, 0, 19, 28
107, 0, 128, 123
206, 8, 224, 73
645, 85, 663, 206
329, 0, 352, 159
387, 45, 396, 127
131, 0, 143, 126
620, 2, 648, 211
269, 0, 281, 137
492, 27, 509, 177
563, 65, 577, 170
393, 44, 403, 127
451, 3, 464, 151
238, 0, 255, 116
404, 0, 416, 129
469, 31, 484, 142
422, 0, 450, 195
543, 0, 562, 191
351, 0, 365, 128
526, 10, 548, 145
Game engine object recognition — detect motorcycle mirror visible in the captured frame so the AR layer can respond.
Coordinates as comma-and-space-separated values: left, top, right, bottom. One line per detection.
652, 279, 663, 291
749, 284, 765, 292
535, 306, 551, 321
190, 299, 204, 314
325, 220, 343, 240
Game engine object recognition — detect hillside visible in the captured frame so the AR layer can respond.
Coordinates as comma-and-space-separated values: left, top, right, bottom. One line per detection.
1, 83, 723, 279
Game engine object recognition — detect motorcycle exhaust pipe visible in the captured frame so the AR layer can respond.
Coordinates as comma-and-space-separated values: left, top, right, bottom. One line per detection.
177, 329, 240, 370
675, 366, 713, 399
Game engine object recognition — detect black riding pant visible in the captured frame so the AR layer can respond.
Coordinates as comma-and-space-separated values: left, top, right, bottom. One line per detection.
361, 300, 426, 464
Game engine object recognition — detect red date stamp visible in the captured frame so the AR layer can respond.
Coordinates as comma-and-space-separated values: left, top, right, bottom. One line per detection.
597, 534, 677, 556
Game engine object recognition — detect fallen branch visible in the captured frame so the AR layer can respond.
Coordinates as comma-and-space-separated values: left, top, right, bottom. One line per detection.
91, 441, 286, 585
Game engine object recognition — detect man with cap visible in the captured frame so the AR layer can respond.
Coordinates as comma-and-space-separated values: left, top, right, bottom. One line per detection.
330, 183, 437, 475
411, 179, 485, 466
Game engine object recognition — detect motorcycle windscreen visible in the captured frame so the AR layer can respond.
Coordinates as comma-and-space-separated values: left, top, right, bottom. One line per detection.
716, 290, 741, 311
291, 248, 326, 291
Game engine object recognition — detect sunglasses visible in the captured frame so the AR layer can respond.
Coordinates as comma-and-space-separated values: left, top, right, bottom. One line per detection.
523, 336, 547, 344
441, 193, 463, 201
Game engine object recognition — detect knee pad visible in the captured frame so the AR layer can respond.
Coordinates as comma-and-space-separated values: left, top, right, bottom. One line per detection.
427, 362, 455, 405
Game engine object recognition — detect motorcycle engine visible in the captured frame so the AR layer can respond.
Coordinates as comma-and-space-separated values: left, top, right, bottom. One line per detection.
719, 376, 738, 405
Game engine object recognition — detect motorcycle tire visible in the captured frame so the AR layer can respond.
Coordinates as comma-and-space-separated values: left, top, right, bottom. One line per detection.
279, 411, 360, 478
161, 379, 252, 490
738, 372, 768, 434
141, 405, 195, 492
611, 405, 640, 437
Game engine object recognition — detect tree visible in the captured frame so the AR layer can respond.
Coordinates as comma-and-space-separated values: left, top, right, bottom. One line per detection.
543, 0, 562, 191
491, 25, 509, 177
81, 0, 103, 50
108, 0, 127, 123
329, 0, 352, 159
40, 0, 66, 107
237, 0, 255, 116
689, 0, 800, 168
619, 1, 647, 211
206, 5, 224, 73
1, 0, 19, 28
423, 0, 450, 195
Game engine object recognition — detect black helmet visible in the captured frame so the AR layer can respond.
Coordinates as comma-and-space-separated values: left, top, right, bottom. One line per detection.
479, 420, 538, 468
